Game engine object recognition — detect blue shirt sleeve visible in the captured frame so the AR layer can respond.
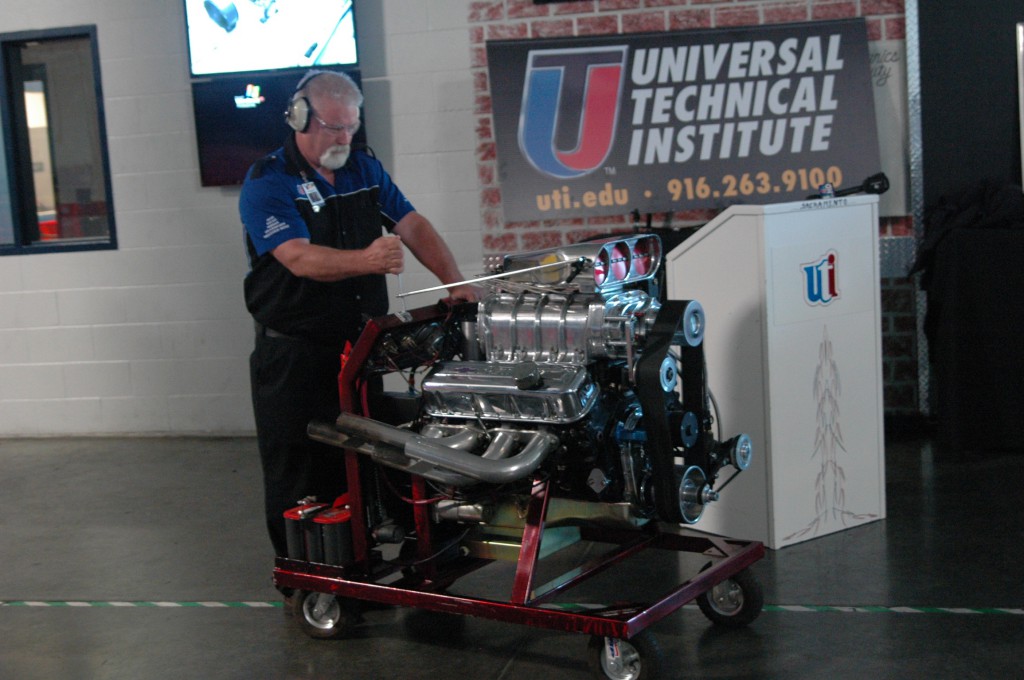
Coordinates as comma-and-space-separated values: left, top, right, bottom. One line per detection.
239, 164, 310, 257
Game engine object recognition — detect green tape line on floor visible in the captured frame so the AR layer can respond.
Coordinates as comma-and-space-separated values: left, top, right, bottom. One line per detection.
1, 601, 1021, 615
762, 605, 1023, 615
0, 601, 281, 608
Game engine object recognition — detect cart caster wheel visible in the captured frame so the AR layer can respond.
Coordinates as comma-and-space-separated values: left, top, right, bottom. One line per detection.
293, 591, 360, 640
696, 567, 763, 629
587, 630, 664, 679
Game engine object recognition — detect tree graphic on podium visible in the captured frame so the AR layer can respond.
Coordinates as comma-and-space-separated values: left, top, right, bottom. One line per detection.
785, 325, 877, 542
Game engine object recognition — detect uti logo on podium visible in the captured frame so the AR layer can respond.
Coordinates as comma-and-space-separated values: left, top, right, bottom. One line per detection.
801, 250, 840, 305
518, 46, 628, 179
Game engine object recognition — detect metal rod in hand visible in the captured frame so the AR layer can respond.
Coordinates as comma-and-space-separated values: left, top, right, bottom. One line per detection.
397, 257, 589, 298
397, 272, 408, 313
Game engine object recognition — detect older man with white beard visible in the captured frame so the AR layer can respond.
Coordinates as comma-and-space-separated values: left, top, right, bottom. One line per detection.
238, 70, 476, 581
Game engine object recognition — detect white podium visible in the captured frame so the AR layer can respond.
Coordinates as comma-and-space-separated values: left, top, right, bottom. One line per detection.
666, 196, 886, 548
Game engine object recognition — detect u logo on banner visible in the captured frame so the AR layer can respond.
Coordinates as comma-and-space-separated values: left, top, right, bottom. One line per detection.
518, 46, 627, 179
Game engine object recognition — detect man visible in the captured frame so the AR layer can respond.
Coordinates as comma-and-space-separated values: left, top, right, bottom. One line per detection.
239, 69, 477, 561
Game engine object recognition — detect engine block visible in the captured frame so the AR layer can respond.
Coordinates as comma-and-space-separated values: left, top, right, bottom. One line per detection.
311, 235, 753, 549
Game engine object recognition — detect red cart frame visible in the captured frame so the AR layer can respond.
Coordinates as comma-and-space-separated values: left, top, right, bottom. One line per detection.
273, 304, 765, 642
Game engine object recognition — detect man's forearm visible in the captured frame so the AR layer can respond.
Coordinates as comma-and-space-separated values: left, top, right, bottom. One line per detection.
394, 213, 466, 285
272, 237, 402, 282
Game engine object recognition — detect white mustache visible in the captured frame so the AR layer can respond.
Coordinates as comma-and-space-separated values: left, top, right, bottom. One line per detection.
319, 145, 350, 170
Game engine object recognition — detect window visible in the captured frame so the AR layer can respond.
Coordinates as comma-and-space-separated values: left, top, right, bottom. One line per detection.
0, 25, 116, 254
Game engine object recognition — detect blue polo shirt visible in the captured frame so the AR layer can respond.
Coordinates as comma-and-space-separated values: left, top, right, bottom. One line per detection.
240, 137, 416, 345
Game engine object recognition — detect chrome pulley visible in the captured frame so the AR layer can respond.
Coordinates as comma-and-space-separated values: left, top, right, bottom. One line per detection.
678, 465, 719, 524
679, 300, 705, 347
658, 355, 677, 391
728, 433, 754, 471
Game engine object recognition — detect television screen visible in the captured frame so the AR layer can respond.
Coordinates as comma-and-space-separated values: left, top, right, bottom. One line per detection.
191, 69, 367, 186
185, 0, 357, 77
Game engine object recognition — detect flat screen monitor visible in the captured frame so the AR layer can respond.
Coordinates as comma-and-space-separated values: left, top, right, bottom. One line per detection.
185, 0, 358, 77
191, 69, 367, 186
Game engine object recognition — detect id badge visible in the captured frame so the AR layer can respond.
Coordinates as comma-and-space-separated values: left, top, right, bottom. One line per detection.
301, 181, 326, 212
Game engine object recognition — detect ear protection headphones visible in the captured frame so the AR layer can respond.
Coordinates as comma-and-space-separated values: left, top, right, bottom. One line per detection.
284, 70, 326, 133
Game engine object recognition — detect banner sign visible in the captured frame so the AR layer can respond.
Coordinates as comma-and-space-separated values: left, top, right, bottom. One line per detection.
487, 20, 880, 222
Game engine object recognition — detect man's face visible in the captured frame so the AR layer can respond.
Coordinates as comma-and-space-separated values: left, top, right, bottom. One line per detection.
299, 97, 361, 171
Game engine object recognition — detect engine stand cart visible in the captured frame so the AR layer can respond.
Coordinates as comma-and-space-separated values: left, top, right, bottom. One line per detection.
275, 470, 764, 678
274, 299, 767, 679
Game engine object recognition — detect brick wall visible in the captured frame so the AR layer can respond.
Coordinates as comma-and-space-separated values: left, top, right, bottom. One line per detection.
467, 0, 918, 415
880, 275, 918, 415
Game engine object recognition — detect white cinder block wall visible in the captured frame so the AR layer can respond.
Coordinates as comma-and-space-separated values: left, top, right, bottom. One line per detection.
0, 0, 483, 435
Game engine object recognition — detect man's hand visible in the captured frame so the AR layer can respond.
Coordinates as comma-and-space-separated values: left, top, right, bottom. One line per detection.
365, 234, 404, 275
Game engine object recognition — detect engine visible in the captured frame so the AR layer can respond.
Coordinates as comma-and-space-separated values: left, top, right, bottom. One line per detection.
309, 235, 752, 558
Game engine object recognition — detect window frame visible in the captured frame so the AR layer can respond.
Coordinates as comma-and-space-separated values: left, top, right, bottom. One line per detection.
0, 24, 117, 256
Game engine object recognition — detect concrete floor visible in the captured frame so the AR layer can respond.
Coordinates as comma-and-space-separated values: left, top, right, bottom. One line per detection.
0, 431, 1021, 679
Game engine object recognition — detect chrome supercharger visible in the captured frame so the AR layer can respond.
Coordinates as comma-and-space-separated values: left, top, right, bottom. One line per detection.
275, 235, 765, 678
